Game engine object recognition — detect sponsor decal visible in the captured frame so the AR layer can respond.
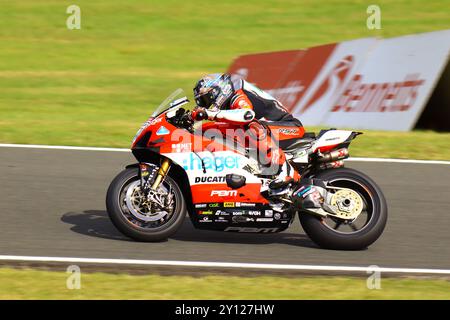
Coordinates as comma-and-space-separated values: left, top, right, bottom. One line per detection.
231, 211, 245, 216
278, 128, 299, 135
224, 202, 235, 208
298, 187, 322, 202
298, 186, 316, 198
242, 164, 258, 174
199, 210, 213, 215
216, 217, 228, 222
172, 143, 192, 153
195, 204, 207, 209
331, 73, 425, 113
256, 218, 274, 222
182, 153, 241, 172
208, 203, 219, 208
215, 210, 230, 216
248, 211, 261, 216
300, 55, 354, 114
140, 163, 151, 176
232, 216, 254, 223
210, 190, 237, 197
195, 176, 226, 183
224, 227, 279, 233
264, 210, 273, 217
199, 216, 212, 223
156, 126, 170, 136
149, 117, 163, 125
236, 202, 256, 208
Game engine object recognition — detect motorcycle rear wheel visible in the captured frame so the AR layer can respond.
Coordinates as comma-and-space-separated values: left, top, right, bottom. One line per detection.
299, 167, 387, 250
106, 167, 186, 242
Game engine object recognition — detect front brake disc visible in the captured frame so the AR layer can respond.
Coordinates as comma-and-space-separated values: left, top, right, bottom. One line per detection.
125, 181, 169, 222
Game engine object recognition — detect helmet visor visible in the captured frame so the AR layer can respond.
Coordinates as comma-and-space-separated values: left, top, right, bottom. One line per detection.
195, 93, 214, 108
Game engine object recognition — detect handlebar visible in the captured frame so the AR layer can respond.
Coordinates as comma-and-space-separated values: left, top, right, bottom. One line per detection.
168, 107, 195, 131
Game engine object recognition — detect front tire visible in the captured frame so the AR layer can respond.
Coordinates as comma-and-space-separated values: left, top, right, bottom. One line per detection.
106, 167, 186, 242
299, 168, 387, 250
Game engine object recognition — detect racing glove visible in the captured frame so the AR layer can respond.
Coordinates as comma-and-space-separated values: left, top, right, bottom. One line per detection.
191, 107, 208, 121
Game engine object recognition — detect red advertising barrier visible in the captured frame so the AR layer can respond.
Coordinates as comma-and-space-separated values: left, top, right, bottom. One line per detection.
227, 30, 450, 131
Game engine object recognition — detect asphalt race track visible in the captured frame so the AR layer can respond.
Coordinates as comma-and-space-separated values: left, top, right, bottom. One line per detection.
0, 146, 449, 271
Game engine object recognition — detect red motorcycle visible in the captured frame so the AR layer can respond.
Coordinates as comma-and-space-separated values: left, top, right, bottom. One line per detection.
106, 89, 387, 250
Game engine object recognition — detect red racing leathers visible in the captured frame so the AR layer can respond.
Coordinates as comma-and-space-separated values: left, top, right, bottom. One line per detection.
192, 78, 304, 181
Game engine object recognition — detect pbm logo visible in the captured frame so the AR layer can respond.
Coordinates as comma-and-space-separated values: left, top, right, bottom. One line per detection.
211, 190, 237, 197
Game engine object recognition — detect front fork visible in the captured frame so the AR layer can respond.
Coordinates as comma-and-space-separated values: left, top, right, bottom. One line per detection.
139, 158, 171, 191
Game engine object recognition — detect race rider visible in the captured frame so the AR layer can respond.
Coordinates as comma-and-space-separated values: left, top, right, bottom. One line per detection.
191, 73, 322, 209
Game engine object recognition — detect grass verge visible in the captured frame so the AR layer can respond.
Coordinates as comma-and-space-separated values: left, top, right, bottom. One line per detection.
0, 268, 449, 299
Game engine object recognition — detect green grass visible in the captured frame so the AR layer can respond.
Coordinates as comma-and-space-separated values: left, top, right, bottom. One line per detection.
0, 1, 449, 159
0, 268, 449, 299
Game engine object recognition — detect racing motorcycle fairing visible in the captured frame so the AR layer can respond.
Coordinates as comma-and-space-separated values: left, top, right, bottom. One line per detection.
130, 91, 295, 232
129, 89, 359, 234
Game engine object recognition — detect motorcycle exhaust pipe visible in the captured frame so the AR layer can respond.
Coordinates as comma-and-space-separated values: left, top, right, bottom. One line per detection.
319, 160, 345, 170
317, 148, 349, 163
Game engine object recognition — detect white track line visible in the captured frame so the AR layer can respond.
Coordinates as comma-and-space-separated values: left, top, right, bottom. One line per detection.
0, 255, 449, 275
0, 143, 449, 165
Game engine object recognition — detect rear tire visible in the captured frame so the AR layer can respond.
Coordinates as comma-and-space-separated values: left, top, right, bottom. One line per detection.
299, 168, 387, 250
106, 167, 186, 242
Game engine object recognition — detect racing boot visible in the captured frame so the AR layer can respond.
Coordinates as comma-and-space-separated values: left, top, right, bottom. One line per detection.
268, 162, 298, 190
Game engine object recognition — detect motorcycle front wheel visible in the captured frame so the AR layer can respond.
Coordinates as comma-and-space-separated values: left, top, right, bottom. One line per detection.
299, 167, 388, 250
106, 167, 186, 242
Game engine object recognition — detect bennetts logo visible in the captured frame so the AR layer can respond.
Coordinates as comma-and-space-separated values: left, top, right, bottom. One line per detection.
332, 73, 425, 112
